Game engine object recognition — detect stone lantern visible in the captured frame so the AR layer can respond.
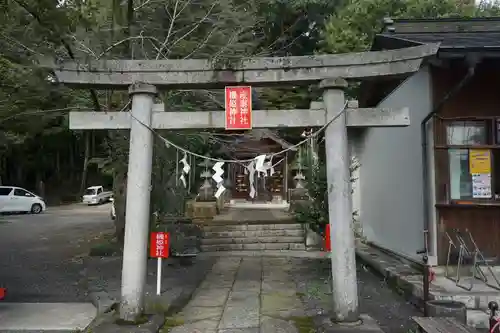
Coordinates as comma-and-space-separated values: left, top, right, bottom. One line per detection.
196, 159, 216, 202
289, 152, 309, 202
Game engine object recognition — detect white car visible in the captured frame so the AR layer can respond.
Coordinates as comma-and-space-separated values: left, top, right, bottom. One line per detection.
0, 186, 46, 214
82, 186, 113, 205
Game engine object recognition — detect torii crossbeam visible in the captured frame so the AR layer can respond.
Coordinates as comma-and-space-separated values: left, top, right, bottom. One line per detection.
47, 43, 439, 323
69, 105, 410, 130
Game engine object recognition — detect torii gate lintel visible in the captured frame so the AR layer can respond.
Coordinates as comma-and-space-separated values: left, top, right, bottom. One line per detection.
68, 106, 410, 130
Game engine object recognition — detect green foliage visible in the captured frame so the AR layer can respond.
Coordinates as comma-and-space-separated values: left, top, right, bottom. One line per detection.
294, 163, 329, 233
293, 138, 328, 233
290, 316, 315, 333
293, 138, 361, 236
321, 0, 500, 54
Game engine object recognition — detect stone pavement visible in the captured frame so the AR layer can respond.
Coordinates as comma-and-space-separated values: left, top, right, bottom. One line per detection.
168, 257, 307, 333
0, 303, 96, 332
355, 243, 492, 329
165, 256, 424, 333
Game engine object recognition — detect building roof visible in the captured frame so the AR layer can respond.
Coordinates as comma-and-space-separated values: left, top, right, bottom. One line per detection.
215, 129, 296, 157
252, 129, 297, 151
373, 17, 500, 52
361, 17, 500, 107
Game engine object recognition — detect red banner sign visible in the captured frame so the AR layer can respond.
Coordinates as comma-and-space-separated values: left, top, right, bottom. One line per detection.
150, 232, 169, 258
225, 86, 252, 130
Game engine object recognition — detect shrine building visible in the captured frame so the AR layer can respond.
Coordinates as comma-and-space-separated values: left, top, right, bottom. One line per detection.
357, 17, 500, 266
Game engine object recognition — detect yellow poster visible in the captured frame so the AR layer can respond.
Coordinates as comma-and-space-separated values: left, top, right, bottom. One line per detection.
469, 149, 491, 174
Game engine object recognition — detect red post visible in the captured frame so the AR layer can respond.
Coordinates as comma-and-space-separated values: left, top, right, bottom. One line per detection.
0, 288, 5, 300
325, 224, 331, 252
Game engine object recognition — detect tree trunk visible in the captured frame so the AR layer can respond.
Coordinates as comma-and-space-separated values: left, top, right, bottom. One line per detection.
110, 0, 135, 245
79, 131, 90, 194
16, 165, 23, 185
55, 150, 61, 180
0, 154, 4, 185
37, 176, 45, 199
91, 131, 96, 156
113, 170, 127, 244
69, 141, 75, 183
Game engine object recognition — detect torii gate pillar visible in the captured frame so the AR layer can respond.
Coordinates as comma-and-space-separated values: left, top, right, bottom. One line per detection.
321, 78, 359, 322
120, 82, 156, 321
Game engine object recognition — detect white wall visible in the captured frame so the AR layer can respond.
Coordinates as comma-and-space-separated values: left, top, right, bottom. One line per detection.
354, 66, 434, 260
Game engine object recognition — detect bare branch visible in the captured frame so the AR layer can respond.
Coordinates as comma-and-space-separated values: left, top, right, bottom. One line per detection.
165, 3, 216, 56
0, 32, 40, 55
182, 27, 217, 59
96, 35, 164, 59
156, 0, 182, 59
134, 0, 158, 11
70, 35, 97, 58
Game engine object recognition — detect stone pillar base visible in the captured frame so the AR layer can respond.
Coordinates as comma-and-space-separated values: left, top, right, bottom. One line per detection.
186, 201, 218, 223
305, 225, 323, 250
289, 199, 311, 213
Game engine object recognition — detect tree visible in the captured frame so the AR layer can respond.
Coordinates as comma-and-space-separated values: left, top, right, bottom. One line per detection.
0, 0, 96, 199
1, 0, 339, 243
321, 0, 500, 54
68, 0, 314, 242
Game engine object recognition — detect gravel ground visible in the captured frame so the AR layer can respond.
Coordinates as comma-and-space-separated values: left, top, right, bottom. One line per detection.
83, 255, 216, 303
292, 258, 421, 333
0, 204, 115, 302
0, 203, 216, 307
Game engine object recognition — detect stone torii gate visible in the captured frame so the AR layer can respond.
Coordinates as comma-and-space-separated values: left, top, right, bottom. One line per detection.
46, 43, 438, 322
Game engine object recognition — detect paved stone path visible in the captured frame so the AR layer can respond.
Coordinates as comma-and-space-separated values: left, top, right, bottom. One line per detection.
167, 256, 423, 333
168, 257, 306, 333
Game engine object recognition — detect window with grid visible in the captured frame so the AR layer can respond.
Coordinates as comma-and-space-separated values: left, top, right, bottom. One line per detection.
441, 119, 500, 201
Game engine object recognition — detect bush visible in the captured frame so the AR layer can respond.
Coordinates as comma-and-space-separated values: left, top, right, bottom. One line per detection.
294, 162, 329, 235
292, 142, 360, 238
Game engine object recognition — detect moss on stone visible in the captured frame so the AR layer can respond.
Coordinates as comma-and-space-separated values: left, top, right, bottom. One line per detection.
291, 316, 315, 333
145, 300, 169, 314
160, 317, 185, 332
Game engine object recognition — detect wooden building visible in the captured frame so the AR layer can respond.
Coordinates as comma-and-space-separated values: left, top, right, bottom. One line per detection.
358, 17, 500, 265
217, 129, 296, 202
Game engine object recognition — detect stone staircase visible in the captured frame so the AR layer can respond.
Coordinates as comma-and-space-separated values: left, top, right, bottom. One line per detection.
201, 223, 306, 252
200, 207, 306, 252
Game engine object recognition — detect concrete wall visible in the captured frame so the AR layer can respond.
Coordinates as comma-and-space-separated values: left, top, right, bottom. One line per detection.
354, 66, 433, 260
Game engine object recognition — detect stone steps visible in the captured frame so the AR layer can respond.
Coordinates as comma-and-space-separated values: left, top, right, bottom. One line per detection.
202, 236, 304, 245
201, 223, 306, 252
203, 223, 303, 232
201, 243, 306, 252
204, 229, 304, 238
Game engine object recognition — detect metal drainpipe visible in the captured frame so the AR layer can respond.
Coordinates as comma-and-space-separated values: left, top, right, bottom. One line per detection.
420, 54, 481, 263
